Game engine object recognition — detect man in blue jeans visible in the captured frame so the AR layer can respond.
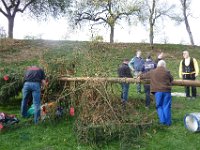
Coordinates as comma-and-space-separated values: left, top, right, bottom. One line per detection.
118, 59, 133, 110
142, 54, 156, 109
128, 50, 144, 93
21, 66, 46, 124
140, 60, 173, 126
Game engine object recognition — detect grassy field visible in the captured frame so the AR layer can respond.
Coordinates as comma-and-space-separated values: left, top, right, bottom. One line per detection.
1, 39, 200, 150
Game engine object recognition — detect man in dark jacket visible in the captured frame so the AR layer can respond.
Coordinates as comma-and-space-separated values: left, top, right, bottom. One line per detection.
140, 60, 173, 126
118, 59, 133, 109
21, 66, 46, 124
142, 54, 156, 108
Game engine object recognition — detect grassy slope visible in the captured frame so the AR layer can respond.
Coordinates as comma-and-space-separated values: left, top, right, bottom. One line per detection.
1, 40, 200, 149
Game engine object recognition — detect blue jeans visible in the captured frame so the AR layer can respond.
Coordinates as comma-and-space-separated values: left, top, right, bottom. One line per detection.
121, 83, 130, 101
21, 82, 41, 124
155, 92, 172, 126
134, 71, 141, 93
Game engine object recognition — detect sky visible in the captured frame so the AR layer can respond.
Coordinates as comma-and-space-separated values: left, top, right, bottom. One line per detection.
0, 0, 200, 45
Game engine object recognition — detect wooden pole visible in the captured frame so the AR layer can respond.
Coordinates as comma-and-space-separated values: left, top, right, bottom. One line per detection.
172, 80, 200, 87
59, 77, 200, 87
60, 77, 140, 83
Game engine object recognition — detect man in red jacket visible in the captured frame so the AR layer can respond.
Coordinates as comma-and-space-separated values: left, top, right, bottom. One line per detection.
140, 60, 173, 126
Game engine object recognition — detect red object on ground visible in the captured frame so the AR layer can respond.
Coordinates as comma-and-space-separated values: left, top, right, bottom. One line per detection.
45, 79, 49, 86
70, 107, 75, 116
0, 123, 3, 130
3, 75, 9, 81
42, 105, 46, 113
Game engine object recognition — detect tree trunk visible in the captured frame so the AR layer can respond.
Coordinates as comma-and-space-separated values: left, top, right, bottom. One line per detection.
7, 16, 15, 39
183, 0, 194, 46
110, 25, 114, 43
149, 0, 155, 49
149, 23, 154, 49
184, 15, 194, 46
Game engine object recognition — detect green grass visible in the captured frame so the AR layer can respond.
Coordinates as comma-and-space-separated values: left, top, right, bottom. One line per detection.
0, 118, 87, 150
140, 96, 200, 150
1, 96, 200, 150
1, 40, 200, 149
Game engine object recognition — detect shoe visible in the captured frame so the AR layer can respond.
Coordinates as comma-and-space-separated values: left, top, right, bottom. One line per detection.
121, 101, 126, 111
186, 96, 191, 100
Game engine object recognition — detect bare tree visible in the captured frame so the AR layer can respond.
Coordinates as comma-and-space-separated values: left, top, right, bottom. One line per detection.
180, 0, 194, 46
0, 0, 70, 39
71, 0, 141, 43
142, 0, 175, 48
0, 0, 33, 38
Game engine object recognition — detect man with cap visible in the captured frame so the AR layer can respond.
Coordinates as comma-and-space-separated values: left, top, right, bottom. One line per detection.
142, 53, 156, 109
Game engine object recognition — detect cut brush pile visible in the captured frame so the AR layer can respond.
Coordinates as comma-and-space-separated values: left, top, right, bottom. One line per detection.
68, 80, 155, 144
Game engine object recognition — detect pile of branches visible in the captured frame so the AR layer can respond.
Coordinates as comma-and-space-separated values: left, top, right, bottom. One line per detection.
0, 73, 23, 104
72, 81, 155, 145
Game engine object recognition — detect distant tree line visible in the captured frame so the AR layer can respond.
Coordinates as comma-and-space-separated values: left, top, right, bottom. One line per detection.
0, 0, 195, 47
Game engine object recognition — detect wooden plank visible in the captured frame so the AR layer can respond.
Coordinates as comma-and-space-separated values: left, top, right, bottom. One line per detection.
59, 77, 200, 87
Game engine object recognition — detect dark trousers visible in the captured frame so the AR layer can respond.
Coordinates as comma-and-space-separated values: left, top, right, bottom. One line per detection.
144, 84, 150, 107
183, 74, 196, 97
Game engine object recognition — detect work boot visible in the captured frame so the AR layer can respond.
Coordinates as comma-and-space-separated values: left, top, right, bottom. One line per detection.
121, 100, 126, 111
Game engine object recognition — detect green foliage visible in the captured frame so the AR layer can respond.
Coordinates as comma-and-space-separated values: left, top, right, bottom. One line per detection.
29, 0, 71, 19
1, 40, 200, 149
70, 0, 141, 43
91, 35, 104, 42
0, 73, 23, 104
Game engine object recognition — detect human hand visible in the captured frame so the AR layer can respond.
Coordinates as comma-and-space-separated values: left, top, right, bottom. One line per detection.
130, 68, 134, 72
41, 79, 48, 87
137, 76, 141, 80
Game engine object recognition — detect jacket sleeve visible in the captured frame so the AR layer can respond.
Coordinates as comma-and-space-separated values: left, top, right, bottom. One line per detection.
169, 71, 174, 82
193, 58, 199, 77
140, 71, 151, 80
117, 65, 123, 77
128, 57, 135, 71
179, 60, 183, 79
126, 67, 133, 78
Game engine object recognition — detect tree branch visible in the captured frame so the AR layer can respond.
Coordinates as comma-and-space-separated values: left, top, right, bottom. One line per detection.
16, 0, 35, 13
0, 7, 8, 17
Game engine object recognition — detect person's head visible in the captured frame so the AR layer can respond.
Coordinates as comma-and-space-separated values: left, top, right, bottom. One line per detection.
136, 50, 141, 57
182, 50, 189, 59
158, 52, 163, 59
157, 60, 166, 68
146, 53, 151, 59
123, 58, 129, 64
